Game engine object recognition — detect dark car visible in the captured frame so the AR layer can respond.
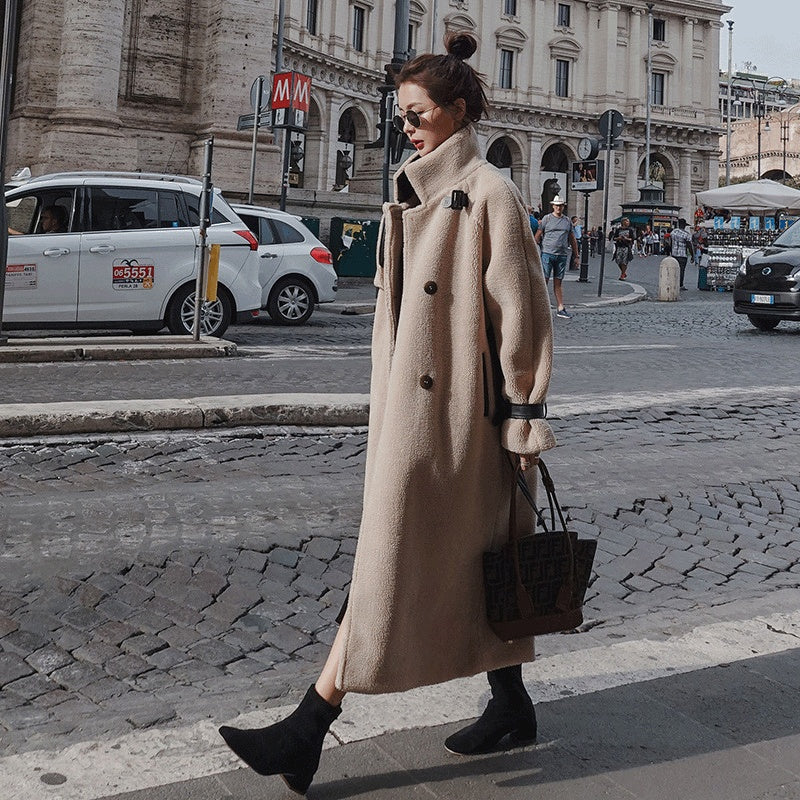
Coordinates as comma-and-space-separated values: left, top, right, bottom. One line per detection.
733, 221, 800, 330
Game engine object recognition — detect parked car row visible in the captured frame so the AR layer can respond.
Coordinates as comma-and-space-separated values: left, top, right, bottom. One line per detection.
2, 171, 337, 336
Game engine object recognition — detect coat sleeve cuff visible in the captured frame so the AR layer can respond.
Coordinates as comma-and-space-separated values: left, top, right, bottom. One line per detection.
501, 418, 557, 455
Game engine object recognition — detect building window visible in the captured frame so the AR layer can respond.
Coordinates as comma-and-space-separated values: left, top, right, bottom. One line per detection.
408, 22, 415, 52
499, 49, 514, 89
557, 3, 571, 27
651, 71, 665, 106
652, 18, 666, 41
306, 0, 318, 34
503, 0, 517, 16
352, 5, 365, 51
555, 58, 570, 97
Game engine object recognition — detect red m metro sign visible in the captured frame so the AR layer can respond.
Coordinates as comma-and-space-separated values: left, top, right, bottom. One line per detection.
271, 71, 311, 130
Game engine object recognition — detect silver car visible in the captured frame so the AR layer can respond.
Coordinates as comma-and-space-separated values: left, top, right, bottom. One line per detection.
232, 204, 338, 325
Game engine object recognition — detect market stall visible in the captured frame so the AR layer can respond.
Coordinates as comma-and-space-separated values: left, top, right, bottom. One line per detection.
695, 180, 800, 290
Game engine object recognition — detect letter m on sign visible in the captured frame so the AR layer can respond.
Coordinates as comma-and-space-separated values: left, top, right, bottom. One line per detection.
292, 74, 311, 113
271, 72, 292, 110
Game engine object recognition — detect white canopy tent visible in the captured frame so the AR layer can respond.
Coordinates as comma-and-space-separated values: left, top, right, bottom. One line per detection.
696, 179, 800, 213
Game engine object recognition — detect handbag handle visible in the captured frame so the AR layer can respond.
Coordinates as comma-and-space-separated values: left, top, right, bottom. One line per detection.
507, 460, 578, 618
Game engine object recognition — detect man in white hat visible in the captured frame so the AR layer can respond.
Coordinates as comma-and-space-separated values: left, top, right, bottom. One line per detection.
535, 196, 579, 319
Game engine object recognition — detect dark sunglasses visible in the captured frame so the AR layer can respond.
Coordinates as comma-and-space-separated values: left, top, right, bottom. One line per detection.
392, 105, 439, 133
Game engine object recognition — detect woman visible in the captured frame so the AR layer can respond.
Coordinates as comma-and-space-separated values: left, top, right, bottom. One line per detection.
613, 217, 634, 280
218, 32, 555, 794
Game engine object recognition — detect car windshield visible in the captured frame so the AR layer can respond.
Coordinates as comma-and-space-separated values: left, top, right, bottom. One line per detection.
771, 220, 800, 247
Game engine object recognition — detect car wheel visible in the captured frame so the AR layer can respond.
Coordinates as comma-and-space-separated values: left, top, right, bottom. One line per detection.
267, 276, 315, 325
166, 284, 233, 337
747, 315, 780, 332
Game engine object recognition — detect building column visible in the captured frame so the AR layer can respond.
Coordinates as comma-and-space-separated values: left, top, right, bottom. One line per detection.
624, 142, 640, 202
188, 0, 279, 195
682, 18, 695, 105
628, 8, 644, 107
679, 150, 692, 218
531, 0, 549, 96
599, 3, 620, 105
39, 0, 137, 170
527, 132, 544, 210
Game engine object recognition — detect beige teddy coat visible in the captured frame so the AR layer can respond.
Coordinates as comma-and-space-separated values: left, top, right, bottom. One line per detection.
336, 125, 556, 694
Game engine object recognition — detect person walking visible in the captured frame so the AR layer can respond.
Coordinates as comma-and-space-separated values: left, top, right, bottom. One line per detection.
217, 31, 556, 795
670, 218, 693, 290
613, 217, 634, 280
536, 197, 579, 318
570, 215, 582, 270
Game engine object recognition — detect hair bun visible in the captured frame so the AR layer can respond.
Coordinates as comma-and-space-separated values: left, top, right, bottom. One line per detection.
444, 31, 477, 61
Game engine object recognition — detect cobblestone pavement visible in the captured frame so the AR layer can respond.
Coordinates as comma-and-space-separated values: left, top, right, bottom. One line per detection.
1, 384, 799, 757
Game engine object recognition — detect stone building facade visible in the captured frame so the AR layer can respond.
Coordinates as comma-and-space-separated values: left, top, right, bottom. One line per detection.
7, 0, 729, 232
718, 73, 800, 185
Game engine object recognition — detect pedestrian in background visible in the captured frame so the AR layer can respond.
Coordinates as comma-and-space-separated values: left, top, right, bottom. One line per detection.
570, 215, 582, 270
613, 217, 634, 280
589, 226, 598, 258
218, 31, 556, 795
528, 206, 540, 237
536, 197, 579, 318
670, 218, 693, 290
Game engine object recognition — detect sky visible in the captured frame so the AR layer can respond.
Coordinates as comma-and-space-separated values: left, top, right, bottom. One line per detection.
719, 0, 797, 79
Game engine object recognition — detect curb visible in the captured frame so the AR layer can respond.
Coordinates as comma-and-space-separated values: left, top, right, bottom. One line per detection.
0, 393, 371, 438
574, 281, 647, 308
560, 273, 647, 308
0, 336, 237, 364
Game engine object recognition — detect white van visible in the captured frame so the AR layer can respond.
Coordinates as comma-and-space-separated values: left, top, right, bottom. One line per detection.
3, 172, 262, 337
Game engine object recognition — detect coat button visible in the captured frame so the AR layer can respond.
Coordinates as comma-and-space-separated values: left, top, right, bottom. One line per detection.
419, 374, 434, 390
424, 281, 438, 295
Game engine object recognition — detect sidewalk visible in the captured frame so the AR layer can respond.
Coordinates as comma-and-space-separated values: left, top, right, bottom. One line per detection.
99, 650, 800, 800
16, 596, 796, 800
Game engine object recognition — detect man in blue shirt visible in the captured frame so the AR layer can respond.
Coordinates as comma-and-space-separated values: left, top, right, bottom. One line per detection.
535, 197, 579, 319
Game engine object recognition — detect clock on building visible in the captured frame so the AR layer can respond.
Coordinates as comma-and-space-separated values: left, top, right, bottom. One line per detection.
578, 137, 599, 160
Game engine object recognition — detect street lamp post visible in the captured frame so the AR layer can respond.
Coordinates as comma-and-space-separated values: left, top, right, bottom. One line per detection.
745, 76, 786, 180
725, 20, 734, 185
644, 3, 654, 187
780, 109, 800, 184
756, 101, 766, 178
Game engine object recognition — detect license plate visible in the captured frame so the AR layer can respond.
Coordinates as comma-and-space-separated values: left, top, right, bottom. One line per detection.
751, 294, 774, 304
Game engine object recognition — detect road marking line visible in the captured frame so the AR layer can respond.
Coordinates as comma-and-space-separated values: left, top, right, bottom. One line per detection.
554, 344, 677, 352
2, 609, 798, 800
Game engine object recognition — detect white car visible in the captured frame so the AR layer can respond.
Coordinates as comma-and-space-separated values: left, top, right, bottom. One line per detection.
232, 204, 337, 325
3, 171, 262, 337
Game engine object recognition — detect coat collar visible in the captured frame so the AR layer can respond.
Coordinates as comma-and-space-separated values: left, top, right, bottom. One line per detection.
393, 125, 484, 206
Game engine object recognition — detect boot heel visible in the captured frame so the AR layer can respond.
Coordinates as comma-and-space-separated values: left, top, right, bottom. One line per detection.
281, 772, 313, 796
508, 725, 537, 746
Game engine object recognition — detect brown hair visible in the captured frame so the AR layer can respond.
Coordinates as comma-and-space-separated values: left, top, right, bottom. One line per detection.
395, 32, 489, 124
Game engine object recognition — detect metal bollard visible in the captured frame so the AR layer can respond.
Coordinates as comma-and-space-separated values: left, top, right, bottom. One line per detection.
658, 256, 680, 301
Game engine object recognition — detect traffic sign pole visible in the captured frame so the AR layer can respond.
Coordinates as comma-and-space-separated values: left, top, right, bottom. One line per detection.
248, 75, 265, 205
579, 190, 590, 282
596, 109, 625, 297
0, 0, 20, 345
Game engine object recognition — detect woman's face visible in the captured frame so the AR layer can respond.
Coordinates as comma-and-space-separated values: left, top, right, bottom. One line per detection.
396, 83, 465, 157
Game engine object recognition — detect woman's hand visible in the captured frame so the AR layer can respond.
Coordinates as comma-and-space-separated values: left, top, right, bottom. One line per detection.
517, 452, 540, 471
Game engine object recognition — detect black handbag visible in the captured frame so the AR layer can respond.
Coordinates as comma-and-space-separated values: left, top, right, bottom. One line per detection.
483, 460, 597, 640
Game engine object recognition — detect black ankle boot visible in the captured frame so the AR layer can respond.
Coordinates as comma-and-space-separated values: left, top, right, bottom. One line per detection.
219, 684, 342, 795
444, 665, 536, 755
